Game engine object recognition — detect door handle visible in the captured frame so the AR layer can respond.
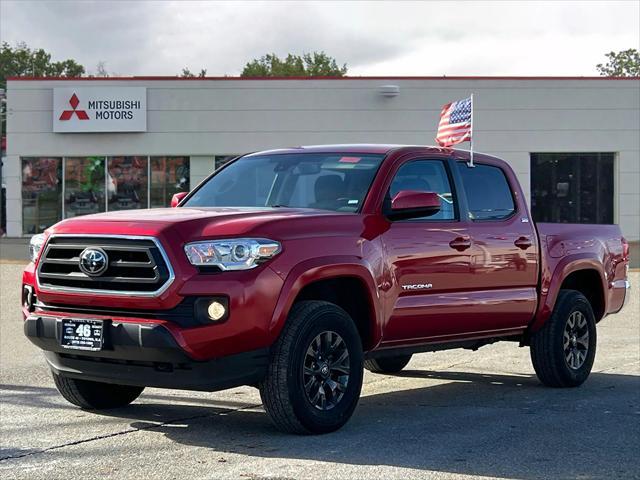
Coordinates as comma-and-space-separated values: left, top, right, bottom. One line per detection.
449, 236, 472, 251
514, 236, 532, 250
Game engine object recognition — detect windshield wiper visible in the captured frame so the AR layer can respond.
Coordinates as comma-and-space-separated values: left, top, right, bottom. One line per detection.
269, 204, 289, 208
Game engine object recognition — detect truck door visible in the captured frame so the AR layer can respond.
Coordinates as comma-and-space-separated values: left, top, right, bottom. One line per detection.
454, 160, 539, 331
381, 158, 475, 344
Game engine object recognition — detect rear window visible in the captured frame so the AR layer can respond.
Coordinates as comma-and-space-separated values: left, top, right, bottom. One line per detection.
457, 163, 515, 220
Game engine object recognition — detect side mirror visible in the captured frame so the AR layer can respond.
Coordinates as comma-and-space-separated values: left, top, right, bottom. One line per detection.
171, 192, 188, 208
389, 190, 441, 220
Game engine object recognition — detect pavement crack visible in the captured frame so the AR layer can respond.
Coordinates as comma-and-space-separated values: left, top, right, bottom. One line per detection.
0, 403, 262, 463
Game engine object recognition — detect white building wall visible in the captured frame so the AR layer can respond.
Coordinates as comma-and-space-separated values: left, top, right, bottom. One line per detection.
189, 155, 215, 188
5, 77, 640, 240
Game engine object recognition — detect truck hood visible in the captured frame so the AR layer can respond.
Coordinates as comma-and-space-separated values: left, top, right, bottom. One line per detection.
48, 207, 359, 242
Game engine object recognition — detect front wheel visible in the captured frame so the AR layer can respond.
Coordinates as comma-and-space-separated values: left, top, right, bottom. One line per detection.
259, 301, 364, 434
52, 373, 144, 409
530, 289, 597, 388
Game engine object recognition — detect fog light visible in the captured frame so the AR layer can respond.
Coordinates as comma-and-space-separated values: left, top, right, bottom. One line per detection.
207, 301, 226, 321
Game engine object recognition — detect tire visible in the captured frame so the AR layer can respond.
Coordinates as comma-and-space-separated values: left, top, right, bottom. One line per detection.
530, 289, 597, 388
52, 373, 144, 409
364, 354, 413, 374
259, 300, 364, 434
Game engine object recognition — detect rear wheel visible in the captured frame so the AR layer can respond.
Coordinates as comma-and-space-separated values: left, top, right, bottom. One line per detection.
364, 354, 413, 374
530, 289, 597, 388
259, 300, 364, 434
52, 373, 144, 409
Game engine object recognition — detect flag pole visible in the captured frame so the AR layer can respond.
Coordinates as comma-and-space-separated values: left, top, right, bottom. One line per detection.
469, 93, 474, 167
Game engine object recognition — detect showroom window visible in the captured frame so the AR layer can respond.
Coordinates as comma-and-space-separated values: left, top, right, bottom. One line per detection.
530, 153, 614, 224
150, 156, 190, 208
107, 156, 148, 211
21, 156, 190, 233
21, 157, 62, 234
64, 157, 106, 219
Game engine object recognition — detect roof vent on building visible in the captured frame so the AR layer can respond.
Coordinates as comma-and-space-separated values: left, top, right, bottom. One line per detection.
378, 85, 400, 97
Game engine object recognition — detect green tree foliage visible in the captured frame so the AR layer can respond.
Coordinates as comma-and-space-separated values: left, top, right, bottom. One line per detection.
241, 52, 347, 77
596, 49, 640, 77
0, 42, 85, 89
180, 67, 207, 78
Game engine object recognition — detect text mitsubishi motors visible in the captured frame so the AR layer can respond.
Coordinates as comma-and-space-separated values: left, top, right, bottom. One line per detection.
53, 87, 147, 132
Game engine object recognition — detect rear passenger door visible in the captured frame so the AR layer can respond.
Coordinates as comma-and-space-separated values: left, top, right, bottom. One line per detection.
455, 161, 539, 330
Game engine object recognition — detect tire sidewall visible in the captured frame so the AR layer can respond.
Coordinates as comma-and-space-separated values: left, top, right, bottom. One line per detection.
286, 306, 363, 433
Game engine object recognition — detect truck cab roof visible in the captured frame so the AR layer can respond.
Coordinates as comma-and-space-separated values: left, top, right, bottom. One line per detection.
246, 144, 507, 167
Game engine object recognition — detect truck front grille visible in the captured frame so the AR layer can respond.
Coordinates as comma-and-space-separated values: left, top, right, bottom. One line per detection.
37, 236, 174, 296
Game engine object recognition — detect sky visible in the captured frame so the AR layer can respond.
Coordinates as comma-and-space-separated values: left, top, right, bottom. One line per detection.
1, 0, 639, 77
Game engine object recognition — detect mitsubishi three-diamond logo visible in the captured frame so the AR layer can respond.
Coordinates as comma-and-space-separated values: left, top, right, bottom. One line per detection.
59, 93, 90, 121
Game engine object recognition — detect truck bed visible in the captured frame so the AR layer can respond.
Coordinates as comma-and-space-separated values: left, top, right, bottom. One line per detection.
534, 222, 628, 328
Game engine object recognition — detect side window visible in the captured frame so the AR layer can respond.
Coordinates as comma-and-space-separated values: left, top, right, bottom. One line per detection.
388, 160, 457, 221
457, 163, 515, 220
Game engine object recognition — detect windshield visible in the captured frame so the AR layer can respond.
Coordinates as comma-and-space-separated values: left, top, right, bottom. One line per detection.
184, 153, 385, 212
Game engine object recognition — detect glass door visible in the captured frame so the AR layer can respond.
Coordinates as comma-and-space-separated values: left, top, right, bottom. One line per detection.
64, 157, 106, 218
150, 156, 189, 208
530, 153, 614, 224
107, 156, 148, 211
22, 157, 62, 234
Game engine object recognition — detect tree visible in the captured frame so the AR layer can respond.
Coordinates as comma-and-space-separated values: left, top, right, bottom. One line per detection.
241, 52, 347, 77
0, 42, 85, 89
180, 67, 207, 78
596, 49, 640, 77
94, 61, 109, 78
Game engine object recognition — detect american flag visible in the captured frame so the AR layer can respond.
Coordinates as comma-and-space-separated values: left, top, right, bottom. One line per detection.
435, 96, 472, 147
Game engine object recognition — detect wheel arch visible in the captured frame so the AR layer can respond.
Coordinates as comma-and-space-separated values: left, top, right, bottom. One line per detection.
531, 255, 607, 333
269, 257, 382, 352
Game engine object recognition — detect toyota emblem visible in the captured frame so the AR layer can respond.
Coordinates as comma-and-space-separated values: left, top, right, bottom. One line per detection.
78, 247, 109, 276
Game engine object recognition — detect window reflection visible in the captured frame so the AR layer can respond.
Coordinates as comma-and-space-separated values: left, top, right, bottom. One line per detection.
215, 155, 237, 170
64, 157, 105, 218
22, 157, 62, 234
107, 156, 148, 211
150, 156, 190, 207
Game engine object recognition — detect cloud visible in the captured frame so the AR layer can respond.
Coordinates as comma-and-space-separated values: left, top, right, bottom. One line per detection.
1, 0, 638, 76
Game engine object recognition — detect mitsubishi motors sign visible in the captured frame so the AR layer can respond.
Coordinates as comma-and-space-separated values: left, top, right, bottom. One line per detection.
53, 87, 147, 132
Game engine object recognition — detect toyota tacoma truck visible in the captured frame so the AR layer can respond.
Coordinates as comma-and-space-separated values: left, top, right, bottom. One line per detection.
22, 145, 631, 434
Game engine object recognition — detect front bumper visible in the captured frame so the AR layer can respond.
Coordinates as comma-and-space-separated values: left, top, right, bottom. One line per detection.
24, 315, 269, 391
23, 255, 285, 360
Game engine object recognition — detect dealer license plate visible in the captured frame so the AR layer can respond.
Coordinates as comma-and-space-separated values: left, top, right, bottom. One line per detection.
60, 319, 104, 351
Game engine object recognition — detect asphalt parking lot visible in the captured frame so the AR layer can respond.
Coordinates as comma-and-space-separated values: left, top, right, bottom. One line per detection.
1, 260, 638, 480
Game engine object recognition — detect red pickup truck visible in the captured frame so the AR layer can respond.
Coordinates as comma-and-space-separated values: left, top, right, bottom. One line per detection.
22, 145, 630, 434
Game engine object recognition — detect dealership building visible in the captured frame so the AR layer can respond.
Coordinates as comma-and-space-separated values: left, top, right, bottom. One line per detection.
2, 76, 639, 252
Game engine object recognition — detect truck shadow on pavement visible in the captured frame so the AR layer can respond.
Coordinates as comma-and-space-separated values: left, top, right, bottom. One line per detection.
106, 369, 639, 479
2, 370, 638, 478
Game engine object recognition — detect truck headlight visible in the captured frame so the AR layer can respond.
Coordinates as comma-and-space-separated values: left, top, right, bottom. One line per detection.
184, 238, 281, 271
29, 234, 46, 263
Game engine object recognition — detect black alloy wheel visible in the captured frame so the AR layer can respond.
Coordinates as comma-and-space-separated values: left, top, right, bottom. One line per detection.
303, 331, 351, 411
